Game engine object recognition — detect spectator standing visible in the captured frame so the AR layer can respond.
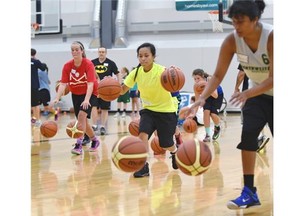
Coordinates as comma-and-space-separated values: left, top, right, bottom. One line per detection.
114, 67, 130, 118
31, 48, 46, 126
38, 63, 58, 120
90, 47, 120, 136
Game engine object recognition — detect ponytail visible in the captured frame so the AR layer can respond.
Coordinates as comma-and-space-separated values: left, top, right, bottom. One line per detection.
134, 64, 141, 81
255, 0, 266, 15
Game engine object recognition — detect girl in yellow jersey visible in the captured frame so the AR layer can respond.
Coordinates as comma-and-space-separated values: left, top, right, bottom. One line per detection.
120, 42, 179, 177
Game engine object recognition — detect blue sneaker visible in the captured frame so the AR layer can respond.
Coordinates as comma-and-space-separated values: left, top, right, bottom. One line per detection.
227, 186, 261, 209
42, 111, 49, 116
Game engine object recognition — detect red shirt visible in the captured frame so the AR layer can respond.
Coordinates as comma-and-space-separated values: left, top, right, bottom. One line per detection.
61, 58, 98, 96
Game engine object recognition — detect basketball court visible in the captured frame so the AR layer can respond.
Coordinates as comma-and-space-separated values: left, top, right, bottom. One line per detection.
29, 0, 275, 215
31, 112, 273, 216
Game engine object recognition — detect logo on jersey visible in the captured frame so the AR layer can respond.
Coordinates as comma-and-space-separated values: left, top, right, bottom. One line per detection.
69, 70, 87, 86
95, 65, 107, 73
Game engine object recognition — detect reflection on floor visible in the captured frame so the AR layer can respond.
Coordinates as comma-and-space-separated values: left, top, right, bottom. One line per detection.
31, 112, 273, 216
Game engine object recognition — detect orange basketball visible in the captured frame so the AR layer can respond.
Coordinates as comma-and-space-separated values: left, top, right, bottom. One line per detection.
40, 120, 58, 138
183, 117, 197, 133
55, 80, 70, 96
150, 136, 166, 155
128, 119, 140, 136
98, 77, 121, 101
32, 23, 40, 31
111, 136, 148, 172
66, 120, 84, 138
161, 66, 185, 92
194, 81, 207, 94
176, 138, 212, 176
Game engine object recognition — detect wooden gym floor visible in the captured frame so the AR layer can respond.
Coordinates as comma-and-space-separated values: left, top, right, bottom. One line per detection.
31, 112, 273, 216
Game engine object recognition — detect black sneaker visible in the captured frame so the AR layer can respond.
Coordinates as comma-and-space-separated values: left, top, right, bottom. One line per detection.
257, 135, 270, 153
212, 126, 221, 140
203, 134, 211, 142
100, 127, 106, 135
170, 152, 178, 170
82, 134, 90, 146
92, 125, 98, 132
133, 162, 150, 178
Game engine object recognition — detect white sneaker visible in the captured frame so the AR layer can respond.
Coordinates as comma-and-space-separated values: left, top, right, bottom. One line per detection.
121, 112, 126, 118
34, 120, 42, 127
114, 112, 120, 118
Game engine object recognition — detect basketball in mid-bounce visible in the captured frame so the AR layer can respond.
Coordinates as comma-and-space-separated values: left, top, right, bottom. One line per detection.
176, 138, 212, 176
183, 117, 197, 133
194, 81, 207, 94
55, 80, 70, 96
111, 136, 148, 172
98, 77, 121, 101
128, 119, 140, 136
161, 66, 185, 92
40, 120, 58, 138
150, 136, 166, 155
66, 120, 84, 138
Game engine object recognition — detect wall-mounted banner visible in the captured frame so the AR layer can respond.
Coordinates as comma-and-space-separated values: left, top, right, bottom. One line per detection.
175, 0, 227, 11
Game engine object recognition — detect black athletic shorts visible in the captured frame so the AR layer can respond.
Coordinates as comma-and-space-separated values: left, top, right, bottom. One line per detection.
203, 93, 224, 115
237, 94, 273, 151
139, 109, 177, 148
94, 97, 111, 110
31, 88, 40, 107
39, 89, 51, 106
72, 94, 98, 119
